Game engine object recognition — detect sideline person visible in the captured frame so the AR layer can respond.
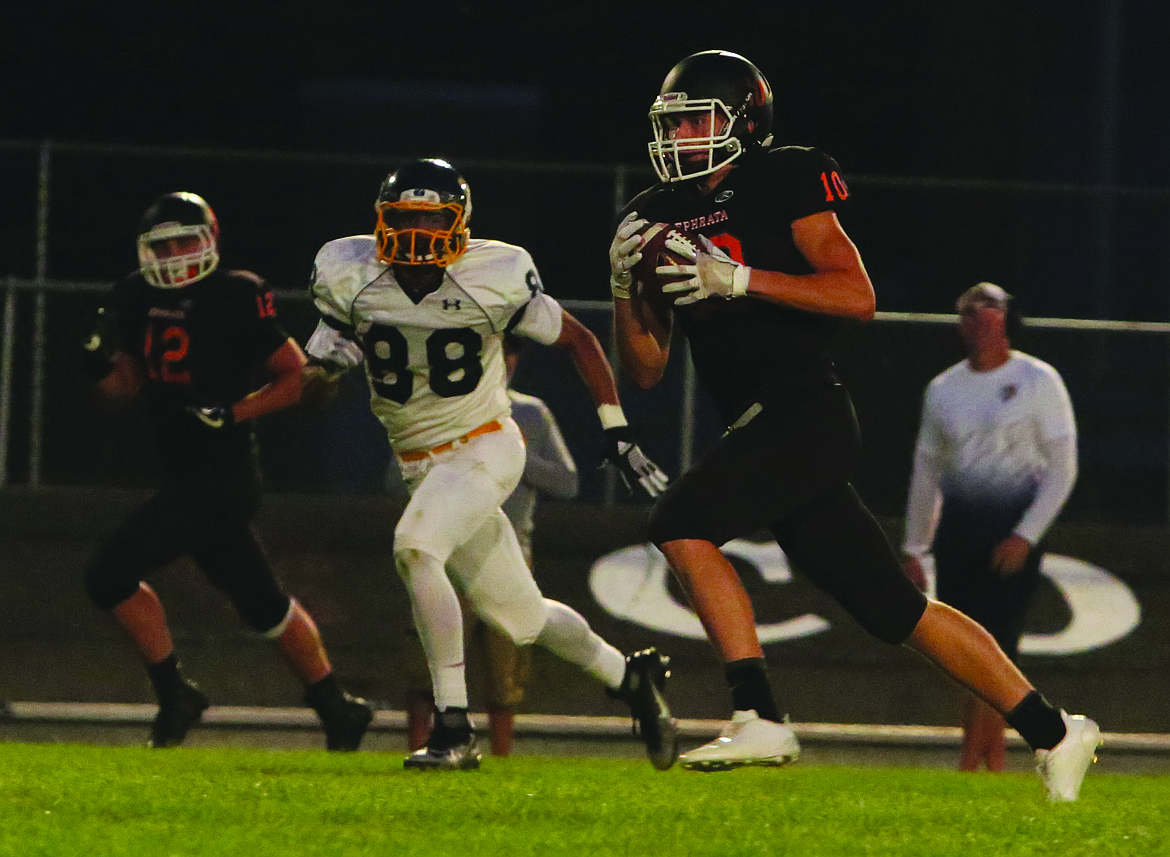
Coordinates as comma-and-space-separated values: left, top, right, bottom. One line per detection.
903, 282, 1078, 771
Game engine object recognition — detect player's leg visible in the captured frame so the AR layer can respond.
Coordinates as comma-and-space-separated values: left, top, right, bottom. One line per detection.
195, 527, 372, 751
646, 388, 860, 770
934, 501, 1040, 772
449, 509, 678, 769
784, 484, 1099, 799
392, 422, 527, 770
82, 486, 210, 748
478, 619, 530, 757
965, 695, 1007, 772
904, 596, 1101, 798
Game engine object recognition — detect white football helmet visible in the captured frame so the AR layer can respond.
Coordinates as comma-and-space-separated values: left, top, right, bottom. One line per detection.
137, 192, 220, 289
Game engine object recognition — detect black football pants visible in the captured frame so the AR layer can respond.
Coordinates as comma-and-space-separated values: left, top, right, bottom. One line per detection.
648, 381, 927, 644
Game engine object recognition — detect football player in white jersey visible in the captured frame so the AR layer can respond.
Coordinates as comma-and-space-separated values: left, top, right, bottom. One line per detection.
903, 282, 1080, 773
302, 158, 675, 771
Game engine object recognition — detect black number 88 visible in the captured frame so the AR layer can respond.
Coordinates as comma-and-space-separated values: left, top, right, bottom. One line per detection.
361, 323, 484, 404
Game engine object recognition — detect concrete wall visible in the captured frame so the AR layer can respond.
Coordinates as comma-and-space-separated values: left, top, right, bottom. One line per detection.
1, 487, 1166, 733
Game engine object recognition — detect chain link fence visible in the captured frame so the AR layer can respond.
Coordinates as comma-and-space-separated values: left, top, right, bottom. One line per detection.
2, 141, 1169, 523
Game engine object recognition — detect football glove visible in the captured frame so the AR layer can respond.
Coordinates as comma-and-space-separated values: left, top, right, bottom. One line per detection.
603, 426, 669, 498
659, 236, 750, 306
186, 405, 235, 429
80, 308, 116, 380
609, 212, 647, 300
304, 354, 348, 383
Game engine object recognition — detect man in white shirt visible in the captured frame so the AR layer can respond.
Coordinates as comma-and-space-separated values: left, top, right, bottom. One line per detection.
903, 282, 1078, 771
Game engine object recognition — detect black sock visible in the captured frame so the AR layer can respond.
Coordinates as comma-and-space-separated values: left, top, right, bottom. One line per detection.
725, 658, 781, 723
436, 706, 472, 735
1005, 690, 1066, 751
146, 653, 184, 701
305, 672, 341, 709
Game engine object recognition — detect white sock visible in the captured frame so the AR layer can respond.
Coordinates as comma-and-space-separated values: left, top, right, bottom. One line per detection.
535, 599, 626, 689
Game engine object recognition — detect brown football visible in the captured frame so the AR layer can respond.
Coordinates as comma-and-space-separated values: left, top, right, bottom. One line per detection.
631, 222, 699, 307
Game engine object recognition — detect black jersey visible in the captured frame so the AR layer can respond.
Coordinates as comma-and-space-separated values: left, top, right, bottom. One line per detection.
623, 146, 852, 424
104, 268, 290, 479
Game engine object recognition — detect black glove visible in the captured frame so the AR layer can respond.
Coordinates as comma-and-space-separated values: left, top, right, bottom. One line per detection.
603, 426, 670, 498
186, 405, 235, 429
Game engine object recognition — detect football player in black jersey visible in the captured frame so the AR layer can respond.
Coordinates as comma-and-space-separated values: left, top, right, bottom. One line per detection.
81, 192, 373, 750
609, 50, 1100, 800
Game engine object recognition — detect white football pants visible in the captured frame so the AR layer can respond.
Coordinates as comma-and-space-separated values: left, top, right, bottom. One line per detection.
393, 417, 623, 711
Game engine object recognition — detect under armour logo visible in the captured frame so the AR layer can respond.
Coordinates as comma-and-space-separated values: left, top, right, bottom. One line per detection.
1001, 384, 1018, 402
442, 299, 461, 310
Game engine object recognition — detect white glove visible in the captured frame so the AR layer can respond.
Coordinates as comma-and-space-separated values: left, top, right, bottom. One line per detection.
608, 211, 647, 300
659, 236, 751, 306
603, 426, 670, 498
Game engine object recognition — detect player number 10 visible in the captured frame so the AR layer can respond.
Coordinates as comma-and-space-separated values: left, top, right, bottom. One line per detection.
820, 171, 849, 202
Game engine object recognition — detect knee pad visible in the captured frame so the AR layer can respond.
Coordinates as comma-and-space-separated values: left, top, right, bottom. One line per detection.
469, 589, 547, 647
394, 546, 445, 581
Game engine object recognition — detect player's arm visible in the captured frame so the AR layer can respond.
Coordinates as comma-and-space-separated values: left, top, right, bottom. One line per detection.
518, 404, 579, 500
662, 210, 875, 320
549, 309, 669, 498
613, 295, 672, 390
233, 338, 308, 422
609, 212, 672, 389
96, 353, 145, 403
298, 318, 365, 408
552, 310, 621, 409
758, 210, 876, 319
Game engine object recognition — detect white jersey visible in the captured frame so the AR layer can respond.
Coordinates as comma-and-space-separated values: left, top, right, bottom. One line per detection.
305, 234, 564, 453
915, 351, 1075, 501
902, 350, 1077, 554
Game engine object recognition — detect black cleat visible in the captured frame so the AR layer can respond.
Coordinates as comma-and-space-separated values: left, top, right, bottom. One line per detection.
609, 647, 679, 770
314, 691, 374, 752
404, 707, 482, 771
149, 680, 209, 748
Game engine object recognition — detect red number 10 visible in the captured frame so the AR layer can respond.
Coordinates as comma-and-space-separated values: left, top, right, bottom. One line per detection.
820, 171, 849, 201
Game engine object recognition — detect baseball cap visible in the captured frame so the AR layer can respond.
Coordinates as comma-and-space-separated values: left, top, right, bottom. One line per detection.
956, 282, 1011, 314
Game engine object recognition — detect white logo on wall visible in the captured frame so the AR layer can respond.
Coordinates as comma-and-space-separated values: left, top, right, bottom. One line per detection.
589, 541, 1141, 654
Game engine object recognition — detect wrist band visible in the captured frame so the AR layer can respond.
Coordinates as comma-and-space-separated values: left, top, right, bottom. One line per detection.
597, 404, 628, 430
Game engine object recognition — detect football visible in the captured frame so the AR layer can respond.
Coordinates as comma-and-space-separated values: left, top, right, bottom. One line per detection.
631, 222, 700, 307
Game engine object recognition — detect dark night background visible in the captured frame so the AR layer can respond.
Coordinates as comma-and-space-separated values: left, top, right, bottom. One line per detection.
2, 1, 1170, 522
3, 2, 1169, 309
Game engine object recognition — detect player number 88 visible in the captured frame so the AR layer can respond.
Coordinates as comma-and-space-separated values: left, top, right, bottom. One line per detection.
361, 323, 484, 404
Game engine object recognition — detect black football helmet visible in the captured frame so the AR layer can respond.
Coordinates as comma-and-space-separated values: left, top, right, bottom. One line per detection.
137, 192, 220, 288
648, 50, 774, 183
375, 158, 472, 267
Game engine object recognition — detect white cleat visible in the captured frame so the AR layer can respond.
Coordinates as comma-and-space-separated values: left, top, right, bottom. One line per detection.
1035, 711, 1102, 802
680, 710, 801, 772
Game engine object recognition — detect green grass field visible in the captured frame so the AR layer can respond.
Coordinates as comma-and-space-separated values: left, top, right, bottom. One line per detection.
0, 743, 1163, 857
